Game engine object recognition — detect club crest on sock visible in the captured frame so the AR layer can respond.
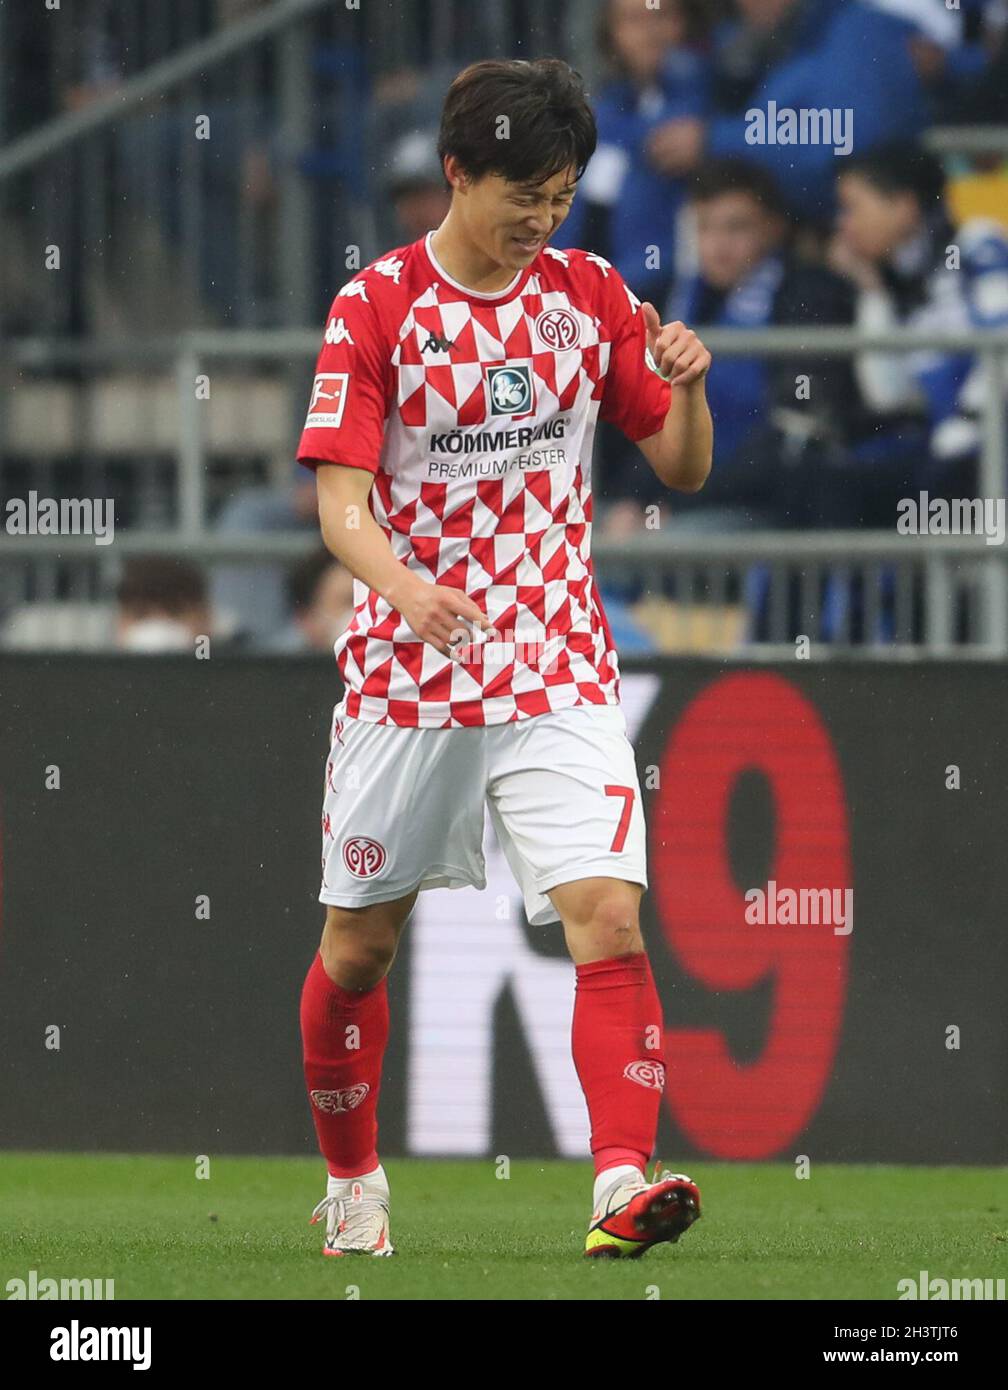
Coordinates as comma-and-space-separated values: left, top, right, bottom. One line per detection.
310, 1083, 370, 1114
623, 1060, 666, 1091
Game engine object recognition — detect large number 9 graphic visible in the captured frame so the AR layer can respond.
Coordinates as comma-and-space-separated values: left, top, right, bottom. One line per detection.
651, 673, 851, 1159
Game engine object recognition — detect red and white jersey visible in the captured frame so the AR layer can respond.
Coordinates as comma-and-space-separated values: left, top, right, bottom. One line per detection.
297, 231, 671, 728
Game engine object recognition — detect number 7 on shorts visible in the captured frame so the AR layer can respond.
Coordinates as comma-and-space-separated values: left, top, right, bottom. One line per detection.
604, 784, 636, 852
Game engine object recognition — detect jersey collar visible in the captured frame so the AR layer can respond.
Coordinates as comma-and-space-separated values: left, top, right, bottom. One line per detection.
423, 231, 533, 304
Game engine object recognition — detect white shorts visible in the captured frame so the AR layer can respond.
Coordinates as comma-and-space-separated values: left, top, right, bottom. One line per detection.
318, 703, 648, 927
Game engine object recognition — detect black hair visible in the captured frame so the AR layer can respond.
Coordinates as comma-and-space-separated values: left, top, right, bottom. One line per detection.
841, 143, 947, 212
116, 557, 206, 616
689, 157, 788, 218
437, 58, 597, 187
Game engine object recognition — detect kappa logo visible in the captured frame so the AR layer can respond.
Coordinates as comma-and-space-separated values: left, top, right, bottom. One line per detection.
310, 1084, 370, 1115
486, 364, 533, 417
372, 256, 404, 283
343, 835, 387, 879
335, 278, 369, 303
534, 308, 580, 351
422, 330, 455, 354
306, 373, 349, 429
324, 316, 354, 346
623, 1059, 666, 1091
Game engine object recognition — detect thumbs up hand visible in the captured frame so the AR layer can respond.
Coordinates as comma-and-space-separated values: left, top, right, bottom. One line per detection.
641, 303, 712, 387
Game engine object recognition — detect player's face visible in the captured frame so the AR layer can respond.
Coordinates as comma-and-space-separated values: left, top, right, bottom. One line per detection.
466, 166, 578, 272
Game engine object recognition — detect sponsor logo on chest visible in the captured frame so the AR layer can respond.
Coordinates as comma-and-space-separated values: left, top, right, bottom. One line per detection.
485, 364, 534, 417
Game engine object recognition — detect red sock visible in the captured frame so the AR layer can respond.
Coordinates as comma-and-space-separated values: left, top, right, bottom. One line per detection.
571, 952, 665, 1178
299, 951, 389, 1179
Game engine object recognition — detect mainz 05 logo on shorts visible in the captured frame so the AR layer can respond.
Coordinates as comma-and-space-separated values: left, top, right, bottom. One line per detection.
342, 836, 388, 878
486, 364, 534, 416
623, 1060, 666, 1091
311, 1084, 370, 1114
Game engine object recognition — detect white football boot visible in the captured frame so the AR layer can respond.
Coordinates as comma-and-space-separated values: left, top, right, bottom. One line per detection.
310, 1165, 394, 1257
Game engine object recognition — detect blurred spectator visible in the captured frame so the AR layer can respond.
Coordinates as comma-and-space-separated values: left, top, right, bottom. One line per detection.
364, 60, 461, 211
599, 159, 858, 537
260, 550, 355, 654
382, 130, 452, 243
672, 159, 860, 527
940, 0, 1008, 123
831, 142, 1008, 509
552, 0, 712, 299
210, 472, 318, 642
646, 0, 931, 224
864, 0, 962, 48
866, 0, 1003, 122
115, 558, 211, 653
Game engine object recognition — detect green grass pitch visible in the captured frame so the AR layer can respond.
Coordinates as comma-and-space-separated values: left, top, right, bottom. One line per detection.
2, 1154, 1005, 1300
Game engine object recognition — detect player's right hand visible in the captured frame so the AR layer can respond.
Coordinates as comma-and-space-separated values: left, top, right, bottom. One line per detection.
396, 576, 496, 658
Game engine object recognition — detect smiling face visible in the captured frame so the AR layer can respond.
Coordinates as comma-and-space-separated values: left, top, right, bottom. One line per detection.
444, 156, 578, 275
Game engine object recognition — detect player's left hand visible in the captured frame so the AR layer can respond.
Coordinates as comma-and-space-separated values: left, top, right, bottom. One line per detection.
641, 304, 712, 387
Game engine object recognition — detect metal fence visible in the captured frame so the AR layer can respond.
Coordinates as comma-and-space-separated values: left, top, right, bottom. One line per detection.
2, 325, 1007, 657
6, 324, 1006, 527
2, 1, 1008, 657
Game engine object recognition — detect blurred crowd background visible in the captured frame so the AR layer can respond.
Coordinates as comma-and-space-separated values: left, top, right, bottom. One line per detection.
2, 0, 1008, 655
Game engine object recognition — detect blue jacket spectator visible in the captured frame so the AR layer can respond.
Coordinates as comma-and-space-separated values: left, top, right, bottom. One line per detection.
934, 0, 1008, 123
554, 0, 711, 300
866, 0, 997, 119
646, 0, 931, 225
662, 159, 859, 529
833, 143, 1008, 504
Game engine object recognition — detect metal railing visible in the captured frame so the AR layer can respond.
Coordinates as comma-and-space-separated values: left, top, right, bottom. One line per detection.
2, 0, 1006, 658
6, 325, 1007, 529
2, 529, 1004, 657
2, 325, 1007, 657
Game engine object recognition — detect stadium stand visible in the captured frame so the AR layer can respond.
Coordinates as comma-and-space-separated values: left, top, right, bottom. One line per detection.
2, 0, 1007, 655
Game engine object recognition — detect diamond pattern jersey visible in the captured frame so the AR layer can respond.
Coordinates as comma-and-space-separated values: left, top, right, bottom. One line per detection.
297, 232, 671, 728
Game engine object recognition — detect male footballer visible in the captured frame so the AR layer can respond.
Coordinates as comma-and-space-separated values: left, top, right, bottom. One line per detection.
297, 58, 713, 1258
